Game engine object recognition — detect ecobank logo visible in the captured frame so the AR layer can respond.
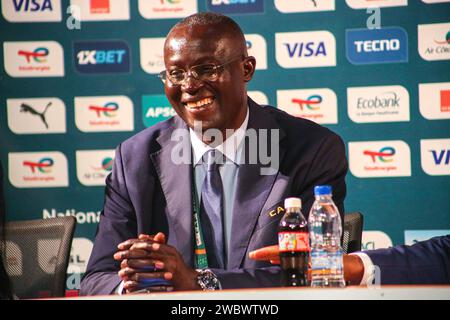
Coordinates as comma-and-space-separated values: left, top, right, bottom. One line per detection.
275, 31, 336, 68
418, 23, 450, 61
138, 0, 197, 19
1, 0, 62, 22
8, 151, 68, 188
349, 140, 411, 178
347, 85, 410, 123
346, 27, 408, 65
74, 40, 130, 74
245, 34, 267, 70
346, 0, 407, 9
76, 150, 115, 186
69, 0, 130, 21
277, 88, 338, 124
3, 41, 64, 77
274, 0, 335, 13
142, 95, 177, 127
7, 97, 66, 134
74, 96, 134, 132
140, 37, 165, 74
419, 82, 450, 120
421, 139, 450, 176
207, 0, 264, 14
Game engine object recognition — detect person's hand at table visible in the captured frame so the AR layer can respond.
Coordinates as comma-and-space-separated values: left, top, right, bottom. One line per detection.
249, 245, 364, 285
114, 232, 200, 293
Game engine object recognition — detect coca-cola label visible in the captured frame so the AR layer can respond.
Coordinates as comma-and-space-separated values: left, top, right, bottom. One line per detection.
278, 232, 309, 252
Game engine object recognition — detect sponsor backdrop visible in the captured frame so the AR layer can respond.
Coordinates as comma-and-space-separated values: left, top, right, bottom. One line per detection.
0, 0, 449, 294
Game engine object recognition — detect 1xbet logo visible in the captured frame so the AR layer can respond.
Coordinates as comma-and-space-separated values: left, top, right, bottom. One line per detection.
74, 41, 130, 74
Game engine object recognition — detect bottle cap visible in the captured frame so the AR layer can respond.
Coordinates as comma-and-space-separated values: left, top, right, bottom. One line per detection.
284, 197, 301, 209
314, 185, 332, 195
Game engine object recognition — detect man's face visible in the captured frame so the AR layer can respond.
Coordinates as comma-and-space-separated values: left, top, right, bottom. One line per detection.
163, 25, 254, 135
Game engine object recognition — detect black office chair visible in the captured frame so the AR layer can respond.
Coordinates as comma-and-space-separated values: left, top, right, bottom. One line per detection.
3, 216, 76, 299
343, 212, 364, 254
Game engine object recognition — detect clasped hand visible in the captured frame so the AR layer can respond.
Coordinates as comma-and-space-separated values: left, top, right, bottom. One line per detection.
113, 232, 199, 293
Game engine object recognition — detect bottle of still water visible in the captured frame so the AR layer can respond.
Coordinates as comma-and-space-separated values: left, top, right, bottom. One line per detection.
308, 185, 346, 287
278, 197, 309, 287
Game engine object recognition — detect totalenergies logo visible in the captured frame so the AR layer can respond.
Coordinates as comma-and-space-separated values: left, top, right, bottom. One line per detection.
89, 102, 119, 117
434, 31, 450, 45
93, 157, 114, 172
363, 147, 396, 163
23, 158, 54, 173
18, 47, 49, 63
291, 95, 322, 111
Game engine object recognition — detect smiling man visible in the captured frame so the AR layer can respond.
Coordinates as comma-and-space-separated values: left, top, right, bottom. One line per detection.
80, 13, 348, 295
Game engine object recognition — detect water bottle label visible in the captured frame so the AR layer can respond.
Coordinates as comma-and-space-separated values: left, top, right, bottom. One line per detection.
278, 232, 309, 252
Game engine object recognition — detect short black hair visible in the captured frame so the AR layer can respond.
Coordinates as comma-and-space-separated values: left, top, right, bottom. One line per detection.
173, 12, 244, 36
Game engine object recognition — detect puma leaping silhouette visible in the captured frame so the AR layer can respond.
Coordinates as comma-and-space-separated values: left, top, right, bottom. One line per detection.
20, 102, 52, 129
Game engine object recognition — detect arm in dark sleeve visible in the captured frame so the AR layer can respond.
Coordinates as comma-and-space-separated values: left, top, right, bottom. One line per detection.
80, 144, 137, 295
365, 235, 450, 284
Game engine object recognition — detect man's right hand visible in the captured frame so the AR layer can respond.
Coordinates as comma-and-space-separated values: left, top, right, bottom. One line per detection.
113, 232, 170, 293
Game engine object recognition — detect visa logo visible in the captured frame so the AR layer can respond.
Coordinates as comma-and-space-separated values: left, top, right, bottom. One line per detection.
12, 0, 53, 11
284, 42, 327, 58
430, 150, 450, 165
77, 50, 126, 65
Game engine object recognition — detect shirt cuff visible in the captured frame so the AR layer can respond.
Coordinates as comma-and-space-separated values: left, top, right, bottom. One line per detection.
350, 252, 375, 286
115, 281, 125, 295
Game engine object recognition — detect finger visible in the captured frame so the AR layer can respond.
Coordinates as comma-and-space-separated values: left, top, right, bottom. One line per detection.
123, 281, 139, 292
153, 232, 166, 244
118, 267, 137, 280
117, 238, 144, 250
114, 249, 152, 261
138, 234, 153, 241
269, 259, 281, 265
131, 271, 173, 283
249, 245, 279, 261
122, 258, 165, 271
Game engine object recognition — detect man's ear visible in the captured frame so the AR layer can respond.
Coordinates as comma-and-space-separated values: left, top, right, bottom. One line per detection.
243, 56, 256, 82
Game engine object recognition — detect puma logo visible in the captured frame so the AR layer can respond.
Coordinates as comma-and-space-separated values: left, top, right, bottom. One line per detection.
20, 102, 52, 129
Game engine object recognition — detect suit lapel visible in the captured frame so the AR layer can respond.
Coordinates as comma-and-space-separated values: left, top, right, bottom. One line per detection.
228, 100, 287, 269
150, 117, 194, 267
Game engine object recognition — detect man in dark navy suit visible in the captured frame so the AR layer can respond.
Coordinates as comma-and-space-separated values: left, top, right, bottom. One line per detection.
250, 235, 450, 285
80, 13, 348, 295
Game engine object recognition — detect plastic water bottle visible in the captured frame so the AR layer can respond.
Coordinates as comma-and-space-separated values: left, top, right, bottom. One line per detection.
278, 197, 309, 287
308, 185, 346, 288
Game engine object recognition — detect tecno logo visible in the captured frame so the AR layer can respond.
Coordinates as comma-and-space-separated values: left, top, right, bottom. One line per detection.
421, 139, 450, 176
76, 149, 115, 186
347, 85, 410, 123
277, 88, 338, 124
419, 82, 450, 120
346, 27, 408, 65
1, 0, 62, 22
75, 96, 134, 132
275, 31, 336, 68
69, 0, 130, 21
349, 140, 411, 178
138, 0, 197, 19
73, 40, 130, 74
207, 0, 264, 14
7, 97, 66, 134
418, 23, 450, 61
8, 151, 69, 188
3, 41, 64, 77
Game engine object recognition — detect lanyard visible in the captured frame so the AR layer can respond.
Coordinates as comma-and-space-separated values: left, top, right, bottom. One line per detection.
192, 164, 209, 269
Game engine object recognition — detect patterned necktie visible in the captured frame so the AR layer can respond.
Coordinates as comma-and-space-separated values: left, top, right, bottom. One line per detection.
200, 149, 225, 269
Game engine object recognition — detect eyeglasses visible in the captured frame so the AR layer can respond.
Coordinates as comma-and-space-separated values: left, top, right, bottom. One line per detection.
158, 56, 245, 86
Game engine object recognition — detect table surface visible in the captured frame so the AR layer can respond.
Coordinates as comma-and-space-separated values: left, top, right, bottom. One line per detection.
70, 285, 450, 300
